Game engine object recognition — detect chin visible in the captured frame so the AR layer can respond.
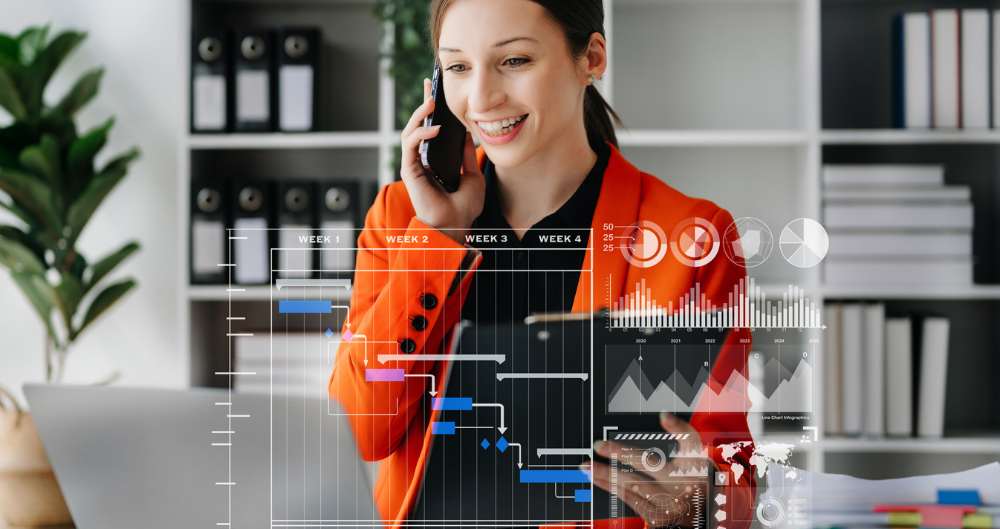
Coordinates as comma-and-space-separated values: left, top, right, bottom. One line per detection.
478, 133, 540, 170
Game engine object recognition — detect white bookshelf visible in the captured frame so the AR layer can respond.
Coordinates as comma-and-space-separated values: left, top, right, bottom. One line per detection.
179, 0, 1000, 479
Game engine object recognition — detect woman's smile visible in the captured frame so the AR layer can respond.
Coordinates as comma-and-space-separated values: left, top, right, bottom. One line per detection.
474, 113, 529, 144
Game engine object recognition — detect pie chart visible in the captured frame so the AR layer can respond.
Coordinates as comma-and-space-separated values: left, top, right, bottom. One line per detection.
670, 217, 720, 267
779, 218, 828, 268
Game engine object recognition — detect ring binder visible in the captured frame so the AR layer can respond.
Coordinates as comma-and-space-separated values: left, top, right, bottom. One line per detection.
276, 27, 320, 132
191, 29, 229, 132
233, 29, 275, 132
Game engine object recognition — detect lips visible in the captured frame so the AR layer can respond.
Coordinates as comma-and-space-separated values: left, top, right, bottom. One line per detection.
475, 114, 528, 145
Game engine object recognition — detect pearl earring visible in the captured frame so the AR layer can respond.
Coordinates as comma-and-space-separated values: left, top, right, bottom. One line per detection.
587, 74, 597, 84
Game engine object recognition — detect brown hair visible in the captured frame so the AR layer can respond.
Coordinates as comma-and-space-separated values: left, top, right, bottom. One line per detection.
429, 0, 624, 148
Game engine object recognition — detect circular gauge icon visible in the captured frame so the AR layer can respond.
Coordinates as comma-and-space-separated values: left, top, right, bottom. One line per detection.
756, 497, 786, 527
780, 218, 829, 268
723, 217, 773, 268
620, 221, 669, 268
641, 447, 667, 472
670, 217, 721, 267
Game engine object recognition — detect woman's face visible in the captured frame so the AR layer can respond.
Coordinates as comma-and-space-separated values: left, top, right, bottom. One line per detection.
437, 0, 596, 168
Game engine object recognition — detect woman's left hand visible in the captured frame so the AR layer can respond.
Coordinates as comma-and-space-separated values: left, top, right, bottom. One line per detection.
587, 412, 715, 529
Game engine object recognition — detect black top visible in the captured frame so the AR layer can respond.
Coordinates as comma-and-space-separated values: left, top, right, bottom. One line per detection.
460, 135, 610, 324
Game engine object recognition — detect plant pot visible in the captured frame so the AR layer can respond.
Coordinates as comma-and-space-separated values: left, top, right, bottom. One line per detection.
0, 387, 73, 529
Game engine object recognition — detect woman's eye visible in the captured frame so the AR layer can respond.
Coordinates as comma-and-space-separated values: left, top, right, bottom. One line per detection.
504, 57, 530, 68
445, 64, 467, 73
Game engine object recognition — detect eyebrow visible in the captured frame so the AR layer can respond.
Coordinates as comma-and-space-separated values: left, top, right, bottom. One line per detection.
438, 36, 539, 53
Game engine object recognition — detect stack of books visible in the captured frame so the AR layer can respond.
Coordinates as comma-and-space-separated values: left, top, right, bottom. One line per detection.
234, 333, 334, 397
824, 302, 951, 438
893, 9, 996, 129
823, 164, 974, 285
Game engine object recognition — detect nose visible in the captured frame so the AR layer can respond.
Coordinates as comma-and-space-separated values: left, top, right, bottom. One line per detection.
466, 68, 505, 116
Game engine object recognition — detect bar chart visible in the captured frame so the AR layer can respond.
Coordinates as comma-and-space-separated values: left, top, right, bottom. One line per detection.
609, 277, 823, 329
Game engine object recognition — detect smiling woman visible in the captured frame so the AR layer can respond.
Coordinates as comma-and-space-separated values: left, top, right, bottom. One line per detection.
328, 0, 756, 527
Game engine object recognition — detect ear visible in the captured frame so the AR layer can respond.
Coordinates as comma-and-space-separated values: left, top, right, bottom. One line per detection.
581, 32, 608, 85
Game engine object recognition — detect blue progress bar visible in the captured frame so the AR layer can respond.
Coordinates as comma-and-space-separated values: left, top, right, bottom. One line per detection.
431, 422, 455, 434
574, 489, 592, 502
519, 470, 591, 483
278, 300, 332, 314
432, 398, 473, 411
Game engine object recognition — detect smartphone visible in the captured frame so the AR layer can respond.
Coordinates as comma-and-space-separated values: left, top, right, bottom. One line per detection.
419, 59, 466, 193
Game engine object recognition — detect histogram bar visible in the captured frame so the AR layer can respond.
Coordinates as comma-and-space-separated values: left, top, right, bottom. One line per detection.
275, 279, 351, 290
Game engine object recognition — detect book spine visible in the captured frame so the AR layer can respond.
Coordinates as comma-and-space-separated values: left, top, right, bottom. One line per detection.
917, 317, 950, 437
824, 303, 843, 437
885, 317, 914, 437
841, 304, 865, 436
864, 303, 886, 437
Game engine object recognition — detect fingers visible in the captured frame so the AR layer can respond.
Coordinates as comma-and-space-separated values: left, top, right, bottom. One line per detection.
401, 124, 441, 155
660, 412, 703, 450
401, 78, 436, 139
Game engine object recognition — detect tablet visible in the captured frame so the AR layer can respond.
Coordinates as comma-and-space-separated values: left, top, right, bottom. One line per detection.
410, 311, 735, 526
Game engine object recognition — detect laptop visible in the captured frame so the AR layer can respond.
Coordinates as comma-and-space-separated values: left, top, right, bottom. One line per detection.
24, 385, 382, 529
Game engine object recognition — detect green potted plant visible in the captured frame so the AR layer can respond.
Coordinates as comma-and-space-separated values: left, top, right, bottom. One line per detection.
0, 25, 140, 528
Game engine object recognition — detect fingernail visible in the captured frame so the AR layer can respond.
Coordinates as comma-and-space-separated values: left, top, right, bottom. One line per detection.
429, 125, 441, 130
424, 77, 431, 84
426, 95, 433, 103
579, 462, 590, 471
661, 412, 675, 425
593, 440, 605, 454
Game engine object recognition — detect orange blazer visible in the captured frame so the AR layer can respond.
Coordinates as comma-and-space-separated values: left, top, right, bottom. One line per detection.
329, 142, 756, 528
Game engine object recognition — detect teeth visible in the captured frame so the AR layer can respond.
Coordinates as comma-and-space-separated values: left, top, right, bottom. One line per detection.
478, 115, 525, 137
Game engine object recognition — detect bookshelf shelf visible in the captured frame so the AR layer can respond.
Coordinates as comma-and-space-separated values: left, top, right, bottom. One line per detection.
186, 131, 387, 150
821, 130, 1000, 145
188, 285, 353, 302
617, 129, 811, 147
821, 437, 1000, 454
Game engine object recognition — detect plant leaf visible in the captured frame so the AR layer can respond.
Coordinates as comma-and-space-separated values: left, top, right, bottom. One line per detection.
52, 67, 103, 118
97, 147, 139, 176
19, 134, 62, 194
17, 25, 49, 65
65, 149, 138, 240
86, 240, 138, 291
54, 272, 84, 333
0, 66, 26, 120
0, 224, 46, 263
66, 117, 113, 196
10, 270, 61, 348
0, 167, 61, 238
22, 30, 85, 116
0, 233, 45, 274
0, 35, 18, 69
77, 278, 135, 336
0, 197, 42, 231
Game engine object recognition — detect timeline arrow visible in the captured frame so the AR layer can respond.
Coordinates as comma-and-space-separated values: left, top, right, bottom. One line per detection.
472, 402, 506, 434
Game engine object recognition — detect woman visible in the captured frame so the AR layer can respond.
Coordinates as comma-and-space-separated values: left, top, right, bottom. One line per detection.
329, 0, 755, 527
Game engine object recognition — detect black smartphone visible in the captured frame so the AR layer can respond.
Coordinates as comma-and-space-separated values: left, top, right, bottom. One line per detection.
419, 59, 466, 193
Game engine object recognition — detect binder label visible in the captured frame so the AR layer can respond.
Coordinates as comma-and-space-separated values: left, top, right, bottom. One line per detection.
279, 65, 313, 131
237, 70, 270, 122
193, 75, 226, 130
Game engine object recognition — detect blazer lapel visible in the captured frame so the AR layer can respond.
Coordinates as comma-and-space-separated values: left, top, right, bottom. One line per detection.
572, 142, 642, 312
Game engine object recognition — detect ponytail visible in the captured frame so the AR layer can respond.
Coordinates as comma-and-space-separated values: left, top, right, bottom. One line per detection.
430, 0, 624, 148
584, 84, 623, 149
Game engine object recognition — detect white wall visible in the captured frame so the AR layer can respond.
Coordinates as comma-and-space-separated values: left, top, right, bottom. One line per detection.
0, 0, 187, 405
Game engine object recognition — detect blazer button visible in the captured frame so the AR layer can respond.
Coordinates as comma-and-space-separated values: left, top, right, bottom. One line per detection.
399, 338, 417, 353
420, 293, 438, 310
412, 315, 428, 331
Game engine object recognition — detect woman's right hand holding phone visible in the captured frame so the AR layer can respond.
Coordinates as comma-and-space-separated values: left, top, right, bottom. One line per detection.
400, 78, 486, 245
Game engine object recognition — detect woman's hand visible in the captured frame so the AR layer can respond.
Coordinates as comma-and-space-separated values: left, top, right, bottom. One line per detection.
400, 78, 486, 245
587, 412, 715, 529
